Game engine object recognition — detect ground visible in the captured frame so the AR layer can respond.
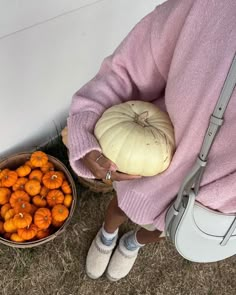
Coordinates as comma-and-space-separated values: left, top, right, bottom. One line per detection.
0, 137, 235, 295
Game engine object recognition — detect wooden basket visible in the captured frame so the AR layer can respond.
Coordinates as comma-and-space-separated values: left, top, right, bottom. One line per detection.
0, 152, 77, 248
77, 176, 113, 193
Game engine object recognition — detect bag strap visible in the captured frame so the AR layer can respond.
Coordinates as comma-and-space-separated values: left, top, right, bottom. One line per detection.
174, 52, 236, 211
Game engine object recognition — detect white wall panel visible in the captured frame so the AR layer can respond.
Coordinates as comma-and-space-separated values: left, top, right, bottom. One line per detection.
0, 0, 100, 38
0, 0, 165, 157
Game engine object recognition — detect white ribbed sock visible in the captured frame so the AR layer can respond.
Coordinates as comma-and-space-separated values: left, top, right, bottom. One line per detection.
100, 224, 119, 246
124, 231, 145, 251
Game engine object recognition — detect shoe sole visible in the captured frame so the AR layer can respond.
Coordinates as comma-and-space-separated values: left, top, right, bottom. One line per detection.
85, 266, 102, 280
106, 272, 120, 282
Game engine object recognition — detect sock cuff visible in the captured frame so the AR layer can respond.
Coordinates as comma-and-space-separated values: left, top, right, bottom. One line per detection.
134, 230, 145, 247
101, 223, 119, 240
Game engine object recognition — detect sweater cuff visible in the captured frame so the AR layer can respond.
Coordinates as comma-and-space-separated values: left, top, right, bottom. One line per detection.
67, 112, 102, 178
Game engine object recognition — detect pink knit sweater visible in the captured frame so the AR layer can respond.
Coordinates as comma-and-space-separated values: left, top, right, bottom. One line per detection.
68, 0, 236, 231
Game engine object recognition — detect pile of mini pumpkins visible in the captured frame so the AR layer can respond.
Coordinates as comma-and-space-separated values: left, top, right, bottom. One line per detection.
0, 151, 73, 243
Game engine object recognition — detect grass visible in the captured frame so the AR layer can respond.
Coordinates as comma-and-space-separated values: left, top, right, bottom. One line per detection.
0, 135, 236, 295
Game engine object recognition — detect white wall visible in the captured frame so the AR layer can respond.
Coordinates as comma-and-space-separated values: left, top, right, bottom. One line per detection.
0, 0, 165, 158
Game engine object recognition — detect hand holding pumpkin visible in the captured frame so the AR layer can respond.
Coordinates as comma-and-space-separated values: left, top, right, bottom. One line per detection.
82, 150, 142, 181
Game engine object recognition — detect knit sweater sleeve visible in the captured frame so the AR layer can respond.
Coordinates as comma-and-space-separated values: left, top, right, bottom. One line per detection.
67, 0, 193, 178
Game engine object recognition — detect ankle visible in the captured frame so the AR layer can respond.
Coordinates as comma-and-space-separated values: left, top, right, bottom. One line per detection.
100, 224, 119, 246
136, 228, 163, 244
123, 231, 145, 251
103, 224, 119, 234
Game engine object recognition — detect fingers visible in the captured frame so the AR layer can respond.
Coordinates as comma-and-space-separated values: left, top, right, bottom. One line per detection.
95, 154, 117, 171
82, 151, 116, 179
82, 151, 142, 182
95, 154, 141, 181
105, 170, 142, 182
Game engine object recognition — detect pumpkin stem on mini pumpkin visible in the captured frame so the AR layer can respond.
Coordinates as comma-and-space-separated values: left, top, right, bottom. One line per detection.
51, 175, 58, 180
19, 213, 24, 218
134, 111, 149, 127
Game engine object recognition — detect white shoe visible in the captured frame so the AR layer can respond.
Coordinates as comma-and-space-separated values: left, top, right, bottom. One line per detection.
106, 231, 140, 281
85, 229, 118, 279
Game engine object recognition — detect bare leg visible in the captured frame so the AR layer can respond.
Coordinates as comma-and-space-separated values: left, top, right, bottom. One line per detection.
105, 209, 163, 281
104, 195, 128, 233
104, 195, 163, 245
136, 227, 163, 244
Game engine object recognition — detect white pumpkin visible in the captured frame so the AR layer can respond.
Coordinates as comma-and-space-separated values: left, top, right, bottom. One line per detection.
94, 101, 175, 177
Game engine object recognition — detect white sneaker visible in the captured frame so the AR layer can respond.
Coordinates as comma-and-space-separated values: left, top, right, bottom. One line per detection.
85, 229, 118, 279
106, 231, 140, 281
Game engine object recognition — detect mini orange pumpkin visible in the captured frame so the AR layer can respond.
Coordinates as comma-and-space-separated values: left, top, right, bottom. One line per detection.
3, 218, 17, 233
0, 169, 10, 180
34, 208, 52, 229
42, 171, 63, 189
13, 212, 32, 229
12, 177, 28, 191
16, 165, 31, 177
18, 224, 38, 240
4, 209, 15, 221
32, 195, 47, 207
36, 228, 50, 239
41, 162, 54, 173
51, 219, 64, 227
29, 170, 43, 182
30, 151, 48, 167
1, 170, 18, 187
30, 204, 38, 215
10, 190, 30, 207
24, 160, 35, 169
52, 204, 69, 222
40, 186, 49, 198
25, 179, 41, 196
0, 188, 11, 205
63, 195, 72, 208
14, 201, 32, 214
61, 180, 72, 194
46, 190, 64, 207
10, 233, 25, 242
1, 203, 11, 219
57, 171, 66, 180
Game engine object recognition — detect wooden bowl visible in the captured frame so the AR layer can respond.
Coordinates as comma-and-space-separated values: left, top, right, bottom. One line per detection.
0, 152, 77, 248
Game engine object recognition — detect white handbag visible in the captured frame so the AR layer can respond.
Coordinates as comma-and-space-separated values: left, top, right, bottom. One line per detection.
165, 52, 236, 263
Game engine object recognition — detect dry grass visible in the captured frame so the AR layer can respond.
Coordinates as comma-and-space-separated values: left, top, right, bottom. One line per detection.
1, 189, 236, 295
0, 137, 235, 295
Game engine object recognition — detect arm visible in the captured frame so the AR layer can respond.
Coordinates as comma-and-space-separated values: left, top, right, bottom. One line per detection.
67, 0, 194, 178
68, 8, 165, 178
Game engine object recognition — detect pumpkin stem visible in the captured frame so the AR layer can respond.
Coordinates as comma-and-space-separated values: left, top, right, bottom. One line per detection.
19, 213, 24, 218
134, 111, 149, 127
51, 175, 58, 180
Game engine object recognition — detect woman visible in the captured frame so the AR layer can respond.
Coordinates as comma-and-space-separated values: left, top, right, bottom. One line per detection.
67, 0, 236, 281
